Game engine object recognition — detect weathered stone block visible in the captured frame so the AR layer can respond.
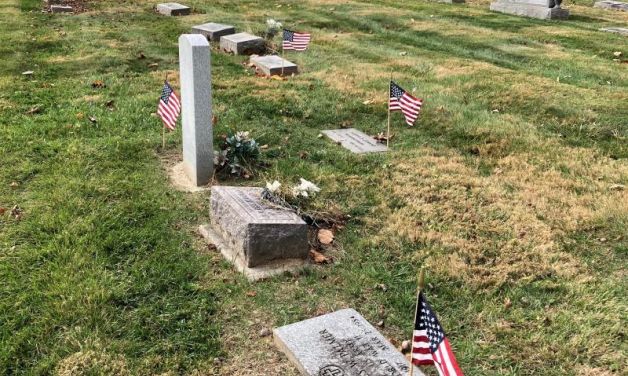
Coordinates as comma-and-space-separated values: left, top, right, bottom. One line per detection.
210, 186, 308, 268
322, 128, 388, 154
600, 27, 628, 35
250, 55, 298, 76
191, 22, 236, 41
156, 2, 190, 16
274, 308, 424, 376
220, 32, 265, 55
51, 4, 73, 13
594, 0, 628, 10
490, 1, 569, 19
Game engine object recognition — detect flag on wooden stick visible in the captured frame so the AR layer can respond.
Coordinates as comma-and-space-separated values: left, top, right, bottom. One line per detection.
282, 29, 311, 51
157, 81, 180, 131
389, 81, 422, 126
412, 291, 463, 376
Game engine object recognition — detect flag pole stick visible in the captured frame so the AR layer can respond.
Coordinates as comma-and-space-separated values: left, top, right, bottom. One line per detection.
386, 71, 392, 148
409, 268, 425, 376
162, 72, 169, 150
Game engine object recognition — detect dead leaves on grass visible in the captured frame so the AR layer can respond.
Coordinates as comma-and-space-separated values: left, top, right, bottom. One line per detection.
309, 249, 332, 264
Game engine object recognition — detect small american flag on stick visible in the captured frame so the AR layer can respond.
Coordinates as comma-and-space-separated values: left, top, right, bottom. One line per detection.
412, 291, 463, 376
283, 29, 311, 51
157, 81, 180, 131
389, 81, 422, 126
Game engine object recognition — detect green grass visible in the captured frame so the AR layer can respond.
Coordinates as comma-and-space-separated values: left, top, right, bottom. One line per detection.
1, 0, 626, 374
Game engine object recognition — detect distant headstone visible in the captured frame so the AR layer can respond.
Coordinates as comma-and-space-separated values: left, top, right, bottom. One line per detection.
178, 34, 213, 186
199, 186, 309, 280
600, 27, 628, 35
156, 2, 190, 16
438, 0, 465, 3
191, 22, 236, 41
490, 0, 569, 19
250, 55, 298, 76
274, 308, 424, 376
322, 128, 388, 154
594, 0, 628, 10
50, 4, 73, 12
220, 32, 265, 55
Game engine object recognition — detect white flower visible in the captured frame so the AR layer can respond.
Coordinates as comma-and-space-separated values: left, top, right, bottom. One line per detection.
292, 178, 321, 198
235, 131, 250, 141
266, 180, 281, 193
266, 19, 282, 30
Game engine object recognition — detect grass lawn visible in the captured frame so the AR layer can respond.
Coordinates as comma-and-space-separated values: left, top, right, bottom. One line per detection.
0, 0, 626, 374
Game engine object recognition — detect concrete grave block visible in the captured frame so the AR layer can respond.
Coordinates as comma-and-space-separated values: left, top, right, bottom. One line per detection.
438, 0, 466, 3
51, 5, 73, 12
201, 186, 309, 280
600, 27, 628, 35
191, 22, 236, 41
156, 2, 190, 16
220, 32, 265, 55
274, 308, 424, 376
250, 55, 298, 76
179, 34, 213, 187
594, 0, 628, 10
490, 0, 569, 19
322, 128, 388, 154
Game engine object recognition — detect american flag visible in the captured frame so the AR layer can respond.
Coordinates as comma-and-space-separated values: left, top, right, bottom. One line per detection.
283, 29, 311, 51
157, 81, 180, 131
389, 81, 422, 126
412, 291, 463, 376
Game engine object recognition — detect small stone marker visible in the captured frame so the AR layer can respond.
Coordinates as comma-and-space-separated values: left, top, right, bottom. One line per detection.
50, 4, 73, 12
600, 27, 628, 36
178, 34, 213, 187
594, 0, 628, 10
191, 22, 236, 41
274, 308, 424, 376
199, 186, 309, 280
156, 2, 190, 16
438, 0, 465, 3
220, 32, 265, 55
490, 0, 569, 19
250, 55, 298, 76
322, 128, 388, 154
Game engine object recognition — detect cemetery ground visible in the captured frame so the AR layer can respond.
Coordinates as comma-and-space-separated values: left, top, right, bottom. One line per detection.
0, 0, 626, 374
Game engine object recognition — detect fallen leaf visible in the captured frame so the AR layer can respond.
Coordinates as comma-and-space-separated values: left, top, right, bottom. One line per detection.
299, 151, 309, 159
22, 71, 34, 76
399, 51, 407, 56
613, 51, 622, 57
148, 63, 159, 68
10, 181, 19, 188
610, 184, 625, 191
89, 116, 97, 123
270, 75, 285, 81
373, 132, 394, 143
245, 291, 257, 297
212, 114, 218, 126
362, 99, 374, 105
10, 205, 22, 220
137, 52, 146, 59
318, 229, 334, 245
309, 249, 332, 264
91, 80, 106, 88
25, 106, 41, 115
504, 297, 512, 309
260, 144, 269, 150
105, 100, 115, 109
0, 207, 6, 215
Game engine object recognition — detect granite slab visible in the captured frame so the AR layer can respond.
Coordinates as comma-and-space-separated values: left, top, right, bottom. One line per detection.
600, 27, 628, 35
594, 0, 628, 10
209, 186, 308, 268
250, 55, 298, 76
191, 22, 236, 41
274, 308, 424, 376
490, 1, 569, 19
156, 2, 190, 16
322, 128, 388, 154
51, 4, 73, 12
220, 32, 265, 55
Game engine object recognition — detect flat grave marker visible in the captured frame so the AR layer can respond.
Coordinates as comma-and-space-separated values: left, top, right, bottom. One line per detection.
220, 32, 265, 55
156, 2, 190, 16
600, 27, 628, 35
490, 0, 569, 19
594, 0, 628, 10
191, 22, 236, 41
250, 55, 298, 76
199, 186, 309, 281
274, 308, 424, 376
51, 4, 73, 12
322, 128, 388, 154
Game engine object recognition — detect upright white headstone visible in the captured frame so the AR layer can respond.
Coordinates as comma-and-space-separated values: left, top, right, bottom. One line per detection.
179, 34, 213, 186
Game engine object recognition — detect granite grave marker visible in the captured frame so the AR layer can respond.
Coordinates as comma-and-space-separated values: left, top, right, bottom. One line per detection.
250, 55, 298, 76
199, 186, 309, 280
274, 308, 424, 376
490, 0, 569, 19
322, 128, 388, 154
600, 27, 628, 35
191, 22, 236, 41
178, 34, 213, 186
220, 32, 265, 55
594, 0, 628, 10
156, 2, 190, 16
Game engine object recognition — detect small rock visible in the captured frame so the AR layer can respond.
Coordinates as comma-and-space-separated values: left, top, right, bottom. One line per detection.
401, 340, 411, 353
376, 320, 385, 328
22, 71, 34, 76
259, 328, 272, 337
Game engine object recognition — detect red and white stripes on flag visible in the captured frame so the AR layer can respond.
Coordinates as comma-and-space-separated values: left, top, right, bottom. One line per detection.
157, 81, 180, 131
282, 29, 311, 51
389, 81, 423, 126
412, 292, 464, 376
